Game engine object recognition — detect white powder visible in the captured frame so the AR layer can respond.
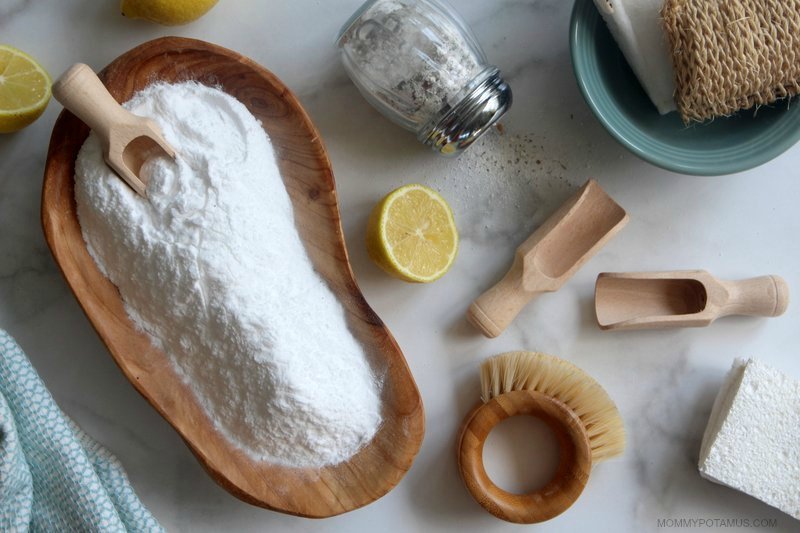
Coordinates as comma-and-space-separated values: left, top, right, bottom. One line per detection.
73, 82, 382, 468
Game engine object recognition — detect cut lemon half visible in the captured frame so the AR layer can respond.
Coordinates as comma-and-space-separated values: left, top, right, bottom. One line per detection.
366, 184, 459, 283
0, 45, 51, 133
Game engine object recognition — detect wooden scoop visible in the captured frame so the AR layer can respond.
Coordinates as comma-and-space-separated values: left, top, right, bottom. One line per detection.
52, 63, 175, 197
467, 179, 628, 338
595, 270, 790, 331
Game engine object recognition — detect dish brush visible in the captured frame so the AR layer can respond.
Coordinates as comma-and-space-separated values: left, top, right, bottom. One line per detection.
457, 351, 625, 523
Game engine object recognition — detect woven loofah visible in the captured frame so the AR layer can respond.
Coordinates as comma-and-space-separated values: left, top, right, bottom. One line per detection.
662, 0, 800, 123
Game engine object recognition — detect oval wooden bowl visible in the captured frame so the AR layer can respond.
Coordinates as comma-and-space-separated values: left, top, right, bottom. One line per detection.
41, 36, 425, 518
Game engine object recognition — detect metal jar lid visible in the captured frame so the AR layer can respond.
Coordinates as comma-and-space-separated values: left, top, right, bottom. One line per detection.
419, 67, 512, 156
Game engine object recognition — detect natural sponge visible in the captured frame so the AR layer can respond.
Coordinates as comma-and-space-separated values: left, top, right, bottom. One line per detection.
663, 0, 800, 123
699, 358, 800, 520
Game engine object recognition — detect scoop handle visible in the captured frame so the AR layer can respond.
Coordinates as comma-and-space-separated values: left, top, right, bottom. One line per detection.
719, 275, 790, 318
52, 63, 128, 141
467, 256, 543, 338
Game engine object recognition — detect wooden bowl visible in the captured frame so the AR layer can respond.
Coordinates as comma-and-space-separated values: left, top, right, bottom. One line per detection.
41, 36, 425, 518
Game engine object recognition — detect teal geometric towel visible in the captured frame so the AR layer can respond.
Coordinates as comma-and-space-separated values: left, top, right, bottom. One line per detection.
0, 330, 162, 533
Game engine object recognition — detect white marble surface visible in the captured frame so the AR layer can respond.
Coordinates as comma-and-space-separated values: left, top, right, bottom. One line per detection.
2, 1, 799, 531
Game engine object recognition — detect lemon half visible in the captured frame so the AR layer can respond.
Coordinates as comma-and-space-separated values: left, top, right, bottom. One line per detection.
0, 45, 51, 134
366, 184, 459, 283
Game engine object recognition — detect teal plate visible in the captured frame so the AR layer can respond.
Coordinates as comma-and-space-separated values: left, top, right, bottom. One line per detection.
570, 0, 800, 176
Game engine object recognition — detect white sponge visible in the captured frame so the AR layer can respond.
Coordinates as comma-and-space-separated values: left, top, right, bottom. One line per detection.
699, 358, 800, 520
592, 0, 677, 114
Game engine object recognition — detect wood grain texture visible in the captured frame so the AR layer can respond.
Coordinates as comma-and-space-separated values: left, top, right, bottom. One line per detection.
467, 179, 628, 338
41, 36, 424, 518
457, 390, 592, 524
595, 270, 790, 330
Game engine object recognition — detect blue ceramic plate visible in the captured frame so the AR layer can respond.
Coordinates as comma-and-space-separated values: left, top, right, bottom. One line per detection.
569, 0, 800, 175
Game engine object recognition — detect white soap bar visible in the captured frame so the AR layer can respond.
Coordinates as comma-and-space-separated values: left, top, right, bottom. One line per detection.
699, 358, 800, 520
593, 0, 676, 114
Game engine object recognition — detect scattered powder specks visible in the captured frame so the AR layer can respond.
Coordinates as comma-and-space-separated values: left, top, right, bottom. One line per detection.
430, 128, 580, 243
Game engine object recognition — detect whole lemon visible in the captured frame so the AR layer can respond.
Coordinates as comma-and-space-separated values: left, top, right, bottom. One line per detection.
121, 0, 219, 26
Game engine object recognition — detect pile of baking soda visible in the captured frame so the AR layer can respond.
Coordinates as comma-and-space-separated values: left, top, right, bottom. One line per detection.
74, 82, 382, 467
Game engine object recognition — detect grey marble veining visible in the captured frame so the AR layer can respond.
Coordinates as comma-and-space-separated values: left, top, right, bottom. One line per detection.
1, 1, 799, 532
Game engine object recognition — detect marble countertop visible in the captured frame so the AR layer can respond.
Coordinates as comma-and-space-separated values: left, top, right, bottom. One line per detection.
2, 1, 799, 531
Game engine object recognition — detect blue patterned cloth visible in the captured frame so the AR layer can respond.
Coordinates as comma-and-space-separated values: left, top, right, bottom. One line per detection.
0, 330, 162, 532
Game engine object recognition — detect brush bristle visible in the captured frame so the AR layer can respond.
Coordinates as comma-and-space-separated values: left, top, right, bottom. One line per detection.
480, 351, 625, 463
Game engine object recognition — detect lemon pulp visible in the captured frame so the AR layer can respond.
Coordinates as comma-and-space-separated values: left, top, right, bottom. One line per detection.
0, 45, 51, 134
366, 184, 459, 283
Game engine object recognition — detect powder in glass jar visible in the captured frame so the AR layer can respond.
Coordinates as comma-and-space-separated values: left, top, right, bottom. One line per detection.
340, 0, 484, 127
73, 81, 382, 468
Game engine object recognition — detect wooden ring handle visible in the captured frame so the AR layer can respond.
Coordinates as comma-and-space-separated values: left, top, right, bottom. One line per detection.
457, 390, 592, 523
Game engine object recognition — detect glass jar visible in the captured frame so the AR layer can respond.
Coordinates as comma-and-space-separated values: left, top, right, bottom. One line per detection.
337, 0, 512, 155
